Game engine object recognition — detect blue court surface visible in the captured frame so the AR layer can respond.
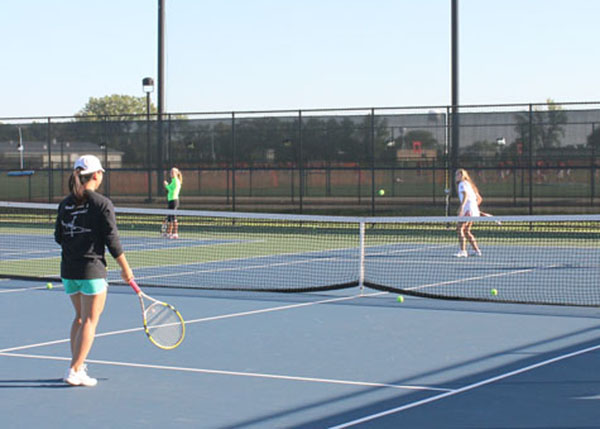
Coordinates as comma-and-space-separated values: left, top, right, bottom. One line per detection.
1, 277, 600, 428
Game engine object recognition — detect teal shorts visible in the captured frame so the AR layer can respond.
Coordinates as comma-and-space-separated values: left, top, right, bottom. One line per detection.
62, 278, 108, 296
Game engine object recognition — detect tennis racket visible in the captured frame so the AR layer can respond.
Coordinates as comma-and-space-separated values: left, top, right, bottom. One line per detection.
480, 211, 502, 225
128, 279, 185, 350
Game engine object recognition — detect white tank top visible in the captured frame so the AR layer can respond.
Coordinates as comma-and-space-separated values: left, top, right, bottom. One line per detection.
458, 181, 480, 216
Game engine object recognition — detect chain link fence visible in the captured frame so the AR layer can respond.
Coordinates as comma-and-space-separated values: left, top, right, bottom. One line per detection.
1, 102, 599, 215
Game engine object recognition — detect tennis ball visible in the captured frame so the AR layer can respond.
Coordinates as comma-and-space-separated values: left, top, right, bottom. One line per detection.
378, 189, 385, 196
396, 295, 404, 303
490, 288, 498, 296
46, 282, 53, 290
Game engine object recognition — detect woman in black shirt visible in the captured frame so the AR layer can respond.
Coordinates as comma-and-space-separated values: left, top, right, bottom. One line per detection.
55, 155, 133, 387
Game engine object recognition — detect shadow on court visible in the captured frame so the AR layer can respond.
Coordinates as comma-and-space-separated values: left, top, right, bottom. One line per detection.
230, 337, 600, 428
2, 281, 600, 428
0, 378, 70, 389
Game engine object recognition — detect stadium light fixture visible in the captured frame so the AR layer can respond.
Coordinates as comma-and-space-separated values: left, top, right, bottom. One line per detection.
143, 77, 154, 95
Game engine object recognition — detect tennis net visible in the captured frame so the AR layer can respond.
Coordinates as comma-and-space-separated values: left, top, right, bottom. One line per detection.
1, 201, 599, 307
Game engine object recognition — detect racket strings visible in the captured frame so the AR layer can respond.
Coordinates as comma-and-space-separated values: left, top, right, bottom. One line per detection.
145, 302, 184, 348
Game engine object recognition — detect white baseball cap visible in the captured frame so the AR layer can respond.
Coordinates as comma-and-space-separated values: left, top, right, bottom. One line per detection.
74, 155, 105, 175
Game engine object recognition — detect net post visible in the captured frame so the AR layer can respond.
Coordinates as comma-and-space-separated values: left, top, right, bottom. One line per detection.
359, 221, 365, 295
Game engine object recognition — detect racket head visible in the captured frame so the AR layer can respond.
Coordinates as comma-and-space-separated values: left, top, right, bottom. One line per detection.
143, 299, 186, 350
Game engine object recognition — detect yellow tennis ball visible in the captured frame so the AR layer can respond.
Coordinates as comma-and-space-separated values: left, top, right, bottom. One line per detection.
490, 288, 498, 296
378, 189, 385, 196
396, 295, 404, 303
46, 282, 53, 290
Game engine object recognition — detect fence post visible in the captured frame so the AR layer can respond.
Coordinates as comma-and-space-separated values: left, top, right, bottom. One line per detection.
103, 117, 110, 198
298, 110, 304, 214
370, 108, 375, 216
146, 109, 153, 202
157, 116, 164, 199
528, 104, 533, 215
445, 106, 451, 216
231, 112, 236, 211
432, 158, 436, 205
167, 113, 172, 164
513, 160, 517, 206
47, 118, 53, 203
358, 221, 365, 295
591, 123, 596, 206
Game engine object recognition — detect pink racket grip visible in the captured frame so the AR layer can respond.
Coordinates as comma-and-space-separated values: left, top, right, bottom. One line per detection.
128, 279, 142, 294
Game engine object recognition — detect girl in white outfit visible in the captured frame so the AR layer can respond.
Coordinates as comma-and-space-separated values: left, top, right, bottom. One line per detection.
455, 168, 482, 257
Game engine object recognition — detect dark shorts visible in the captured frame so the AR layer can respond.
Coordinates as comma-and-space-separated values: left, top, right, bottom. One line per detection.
167, 199, 179, 221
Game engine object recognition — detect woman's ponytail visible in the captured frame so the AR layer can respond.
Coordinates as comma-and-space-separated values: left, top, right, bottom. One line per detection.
68, 169, 92, 204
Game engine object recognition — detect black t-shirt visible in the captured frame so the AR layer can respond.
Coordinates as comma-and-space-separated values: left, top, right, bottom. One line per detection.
54, 191, 123, 279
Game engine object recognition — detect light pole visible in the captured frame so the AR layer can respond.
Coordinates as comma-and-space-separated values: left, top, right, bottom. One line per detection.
143, 77, 154, 202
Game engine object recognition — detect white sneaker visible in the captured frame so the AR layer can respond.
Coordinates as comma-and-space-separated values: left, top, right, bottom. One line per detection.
454, 250, 468, 258
169, 233, 179, 239
470, 249, 482, 257
64, 364, 98, 387
64, 367, 78, 385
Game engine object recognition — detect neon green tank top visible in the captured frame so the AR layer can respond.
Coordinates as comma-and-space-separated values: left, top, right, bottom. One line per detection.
165, 177, 181, 201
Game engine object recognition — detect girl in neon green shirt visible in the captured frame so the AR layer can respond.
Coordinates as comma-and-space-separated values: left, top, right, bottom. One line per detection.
163, 167, 183, 238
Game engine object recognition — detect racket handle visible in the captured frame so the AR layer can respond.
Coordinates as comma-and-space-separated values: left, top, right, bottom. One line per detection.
128, 279, 142, 294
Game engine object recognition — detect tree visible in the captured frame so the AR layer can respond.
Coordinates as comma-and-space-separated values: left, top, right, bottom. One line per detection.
587, 126, 600, 152
301, 116, 366, 165
354, 115, 392, 164
75, 94, 155, 120
468, 140, 501, 159
70, 95, 158, 166
514, 99, 567, 152
403, 130, 439, 150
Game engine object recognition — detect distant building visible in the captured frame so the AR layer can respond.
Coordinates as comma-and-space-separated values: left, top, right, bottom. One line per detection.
382, 109, 600, 152
0, 140, 123, 169
396, 141, 437, 160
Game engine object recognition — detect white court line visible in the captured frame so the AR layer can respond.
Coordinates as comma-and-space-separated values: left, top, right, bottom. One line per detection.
129, 244, 451, 283
0, 351, 451, 393
0, 289, 453, 393
575, 394, 600, 400
405, 264, 559, 292
366, 244, 454, 257
369, 258, 555, 267
0, 285, 50, 294
123, 238, 261, 251
135, 255, 346, 281
0, 291, 386, 354
329, 342, 600, 428
0, 235, 259, 268
0, 249, 59, 257
121, 244, 356, 277
0, 326, 142, 353
127, 242, 545, 284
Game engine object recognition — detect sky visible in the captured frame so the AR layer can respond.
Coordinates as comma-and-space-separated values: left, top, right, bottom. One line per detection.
1, 0, 598, 118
